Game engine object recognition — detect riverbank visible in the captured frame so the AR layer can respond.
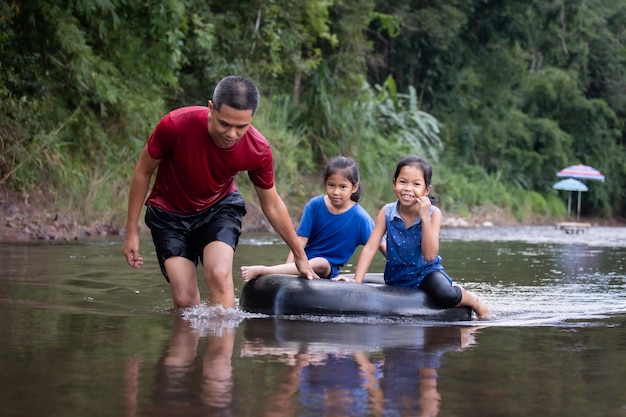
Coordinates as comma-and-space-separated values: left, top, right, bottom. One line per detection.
0, 186, 284, 241
1, 186, 622, 242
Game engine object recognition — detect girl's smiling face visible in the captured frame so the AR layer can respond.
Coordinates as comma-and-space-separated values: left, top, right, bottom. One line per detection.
393, 165, 431, 206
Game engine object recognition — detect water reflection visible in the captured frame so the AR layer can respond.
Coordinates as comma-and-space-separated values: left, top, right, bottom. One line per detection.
241, 318, 483, 417
122, 312, 484, 417
125, 313, 239, 417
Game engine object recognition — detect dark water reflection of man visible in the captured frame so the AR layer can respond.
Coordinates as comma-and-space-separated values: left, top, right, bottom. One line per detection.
124, 314, 235, 417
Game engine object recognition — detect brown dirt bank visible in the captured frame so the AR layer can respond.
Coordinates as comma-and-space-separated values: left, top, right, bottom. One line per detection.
1, 186, 623, 242
0, 186, 286, 242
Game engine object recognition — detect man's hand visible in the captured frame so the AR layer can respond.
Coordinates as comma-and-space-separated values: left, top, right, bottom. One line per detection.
123, 234, 144, 269
294, 255, 319, 280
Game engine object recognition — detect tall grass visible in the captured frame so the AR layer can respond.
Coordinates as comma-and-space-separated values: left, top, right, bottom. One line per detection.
1, 86, 572, 233
434, 159, 566, 224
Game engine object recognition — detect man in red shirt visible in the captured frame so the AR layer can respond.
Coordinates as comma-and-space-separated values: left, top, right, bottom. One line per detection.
122, 75, 317, 309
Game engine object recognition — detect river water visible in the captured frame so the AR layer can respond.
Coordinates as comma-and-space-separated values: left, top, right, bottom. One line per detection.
1, 225, 625, 417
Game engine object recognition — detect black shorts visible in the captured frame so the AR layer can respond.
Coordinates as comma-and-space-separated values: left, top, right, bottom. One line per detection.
144, 191, 247, 281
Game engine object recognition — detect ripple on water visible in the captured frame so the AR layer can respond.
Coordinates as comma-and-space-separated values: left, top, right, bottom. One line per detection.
181, 304, 247, 336
477, 276, 626, 327
441, 225, 626, 247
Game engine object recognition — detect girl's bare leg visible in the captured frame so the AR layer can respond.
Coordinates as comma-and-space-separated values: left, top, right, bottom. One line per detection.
458, 287, 491, 319
240, 263, 300, 282
241, 258, 331, 282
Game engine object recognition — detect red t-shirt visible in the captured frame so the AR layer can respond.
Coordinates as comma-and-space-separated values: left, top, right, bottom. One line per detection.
145, 106, 274, 214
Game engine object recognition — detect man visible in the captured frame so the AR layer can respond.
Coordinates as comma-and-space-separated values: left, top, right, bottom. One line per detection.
122, 75, 316, 309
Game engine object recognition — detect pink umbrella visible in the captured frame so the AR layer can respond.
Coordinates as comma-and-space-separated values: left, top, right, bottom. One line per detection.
556, 164, 605, 182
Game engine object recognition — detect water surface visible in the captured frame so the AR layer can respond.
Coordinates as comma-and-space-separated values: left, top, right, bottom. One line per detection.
1, 225, 625, 417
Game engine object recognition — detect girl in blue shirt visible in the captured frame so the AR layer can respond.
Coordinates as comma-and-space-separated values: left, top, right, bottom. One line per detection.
241, 156, 380, 280
351, 155, 491, 318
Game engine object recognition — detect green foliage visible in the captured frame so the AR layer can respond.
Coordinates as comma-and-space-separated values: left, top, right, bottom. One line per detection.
545, 193, 568, 219
511, 191, 551, 222
1, 0, 625, 231
521, 67, 622, 216
0, 86, 82, 190
249, 94, 317, 209
434, 160, 563, 224
374, 76, 442, 162
0, 0, 181, 215
371, 0, 626, 219
434, 162, 510, 214
177, 0, 340, 105
291, 66, 444, 212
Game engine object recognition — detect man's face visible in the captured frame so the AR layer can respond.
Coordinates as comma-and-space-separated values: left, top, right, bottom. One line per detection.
207, 101, 254, 149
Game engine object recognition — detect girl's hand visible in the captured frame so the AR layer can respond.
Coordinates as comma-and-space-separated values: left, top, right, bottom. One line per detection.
417, 195, 431, 218
332, 275, 356, 282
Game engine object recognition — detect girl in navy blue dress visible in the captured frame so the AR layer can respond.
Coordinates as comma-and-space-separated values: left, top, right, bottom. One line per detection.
351, 155, 491, 318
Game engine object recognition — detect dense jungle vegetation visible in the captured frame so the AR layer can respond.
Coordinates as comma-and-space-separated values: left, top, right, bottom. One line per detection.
1, 0, 625, 230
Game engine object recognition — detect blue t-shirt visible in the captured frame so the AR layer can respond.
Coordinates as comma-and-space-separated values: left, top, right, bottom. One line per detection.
382, 347, 444, 416
297, 195, 374, 278
298, 355, 369, 417
383, 201, 451, 287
